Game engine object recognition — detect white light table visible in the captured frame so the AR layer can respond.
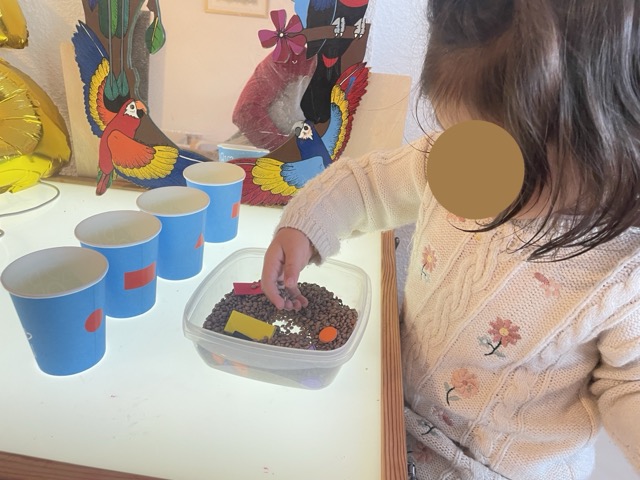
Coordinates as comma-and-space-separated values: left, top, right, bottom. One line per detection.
0, 178, 406, 480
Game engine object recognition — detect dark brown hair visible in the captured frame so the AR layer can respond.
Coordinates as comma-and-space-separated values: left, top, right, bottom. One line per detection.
421, 0, 640, 260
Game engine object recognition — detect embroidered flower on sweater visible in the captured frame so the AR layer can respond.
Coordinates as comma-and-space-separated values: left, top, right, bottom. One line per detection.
421, 245, 437, 280
447, 212, 467, 224
431, 406, 455, 427
534, 272, 561, 298
479, 317, 522, 357
445, 368, 479, 405
410, 442, 434, 463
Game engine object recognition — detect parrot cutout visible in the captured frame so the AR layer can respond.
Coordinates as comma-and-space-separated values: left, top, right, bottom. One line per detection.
230, 61, 368, 205
0, 0, 71, 194
95, 98, 179, 195
72, 2, 208, 195
235, 3, 371, 206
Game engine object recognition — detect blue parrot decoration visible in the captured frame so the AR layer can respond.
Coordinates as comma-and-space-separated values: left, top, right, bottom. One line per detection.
294, 122, 332, 167
230, 62, 369, 205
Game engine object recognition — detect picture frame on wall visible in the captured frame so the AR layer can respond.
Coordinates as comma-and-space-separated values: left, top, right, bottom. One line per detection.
205, 0, 269, 18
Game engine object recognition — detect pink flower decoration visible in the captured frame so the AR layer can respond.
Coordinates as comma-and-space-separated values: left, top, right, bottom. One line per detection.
412, 442, 433, 463
450, 368, 479, 399
534, 272, 561, 298
422, 245, 437, 273
258, 10, 306, 63
488, 317, 521, 347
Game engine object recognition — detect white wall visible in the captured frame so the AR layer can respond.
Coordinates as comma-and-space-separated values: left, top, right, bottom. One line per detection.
146, 0, 299, 143
367, 0, 434, 141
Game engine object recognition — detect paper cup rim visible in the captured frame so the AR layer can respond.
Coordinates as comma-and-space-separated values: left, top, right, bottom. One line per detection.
136, 186, 210, 217
183, 162, 246, 186
74, 210, 162, 248
217, 143, 269, 153
1, 246, 108, 299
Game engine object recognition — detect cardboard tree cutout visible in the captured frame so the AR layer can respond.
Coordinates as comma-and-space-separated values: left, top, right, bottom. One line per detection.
72, 0, 209, 196
230, 0, 371, 206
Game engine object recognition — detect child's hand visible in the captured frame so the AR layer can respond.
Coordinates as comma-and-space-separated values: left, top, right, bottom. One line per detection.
261, 228, 314, 311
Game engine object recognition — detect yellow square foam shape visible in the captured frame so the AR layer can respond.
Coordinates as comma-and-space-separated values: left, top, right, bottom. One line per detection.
223, 310, 276, 341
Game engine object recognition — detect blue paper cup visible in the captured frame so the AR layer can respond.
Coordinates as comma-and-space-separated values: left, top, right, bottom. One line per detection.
183, 162, 246, 243
217, 143, 269, 162
74, 210, 161, 318
136, 186, 210, 280
1, 247, 109, 376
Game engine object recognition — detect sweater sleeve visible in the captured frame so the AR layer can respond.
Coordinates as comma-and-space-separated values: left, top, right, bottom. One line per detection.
276, 135, 433, 261
591, 306, 640, 472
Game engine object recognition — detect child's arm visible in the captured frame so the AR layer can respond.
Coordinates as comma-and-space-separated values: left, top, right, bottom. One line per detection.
591, 308, 640, 472
261, 136, 432, 308
279, 136, 431, 261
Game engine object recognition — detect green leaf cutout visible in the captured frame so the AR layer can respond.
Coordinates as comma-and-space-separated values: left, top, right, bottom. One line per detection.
98, 0, 118, 38
116, 71, 130, 97
98, 0, 129, 38
104, 71, 119, 101
145, 17, 166, 54
114, 0, 130, 39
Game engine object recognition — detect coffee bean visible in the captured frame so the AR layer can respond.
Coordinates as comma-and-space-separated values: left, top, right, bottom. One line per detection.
203, 282, 358, 351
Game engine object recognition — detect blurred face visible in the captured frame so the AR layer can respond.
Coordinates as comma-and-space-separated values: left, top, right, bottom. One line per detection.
433, 102, 559, 220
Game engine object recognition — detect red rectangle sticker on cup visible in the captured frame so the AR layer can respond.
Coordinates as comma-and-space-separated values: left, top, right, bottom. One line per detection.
124, 262, 156, 290
231, 201, 240, 219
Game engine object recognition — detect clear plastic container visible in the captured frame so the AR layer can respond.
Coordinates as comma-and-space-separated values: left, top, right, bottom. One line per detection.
183, 248, 371, 389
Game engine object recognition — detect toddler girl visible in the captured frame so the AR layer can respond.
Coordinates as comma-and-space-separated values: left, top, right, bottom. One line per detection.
261, 1, 640, 478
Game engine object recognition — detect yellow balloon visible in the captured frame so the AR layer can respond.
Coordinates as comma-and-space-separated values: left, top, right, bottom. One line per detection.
0, 0, 27, 49
0, 1, 69, 193
0, 58, 71, 193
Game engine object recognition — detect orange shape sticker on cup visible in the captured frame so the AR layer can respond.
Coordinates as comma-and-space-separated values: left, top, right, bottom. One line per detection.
84, 308, 103, 332
231, 201, 240, 218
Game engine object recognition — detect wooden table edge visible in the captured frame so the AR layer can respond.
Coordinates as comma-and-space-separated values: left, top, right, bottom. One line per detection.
0, 451, 163, 480
381, 230, 406, 480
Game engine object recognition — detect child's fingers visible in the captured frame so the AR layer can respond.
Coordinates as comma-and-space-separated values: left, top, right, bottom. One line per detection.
281, 253, 310, 310
261, 247, 286, 310
262, 228, 313, 310
281, 280, 308, 311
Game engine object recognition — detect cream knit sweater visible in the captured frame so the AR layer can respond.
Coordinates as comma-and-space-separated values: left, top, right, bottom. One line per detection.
277, 136, 640, 479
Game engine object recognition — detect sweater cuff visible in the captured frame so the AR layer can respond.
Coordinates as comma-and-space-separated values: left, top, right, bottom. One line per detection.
276, 209, 340, 264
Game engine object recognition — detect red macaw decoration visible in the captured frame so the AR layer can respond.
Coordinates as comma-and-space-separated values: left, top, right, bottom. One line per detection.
96, 99, 180, 195
72, 21, 209, 195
